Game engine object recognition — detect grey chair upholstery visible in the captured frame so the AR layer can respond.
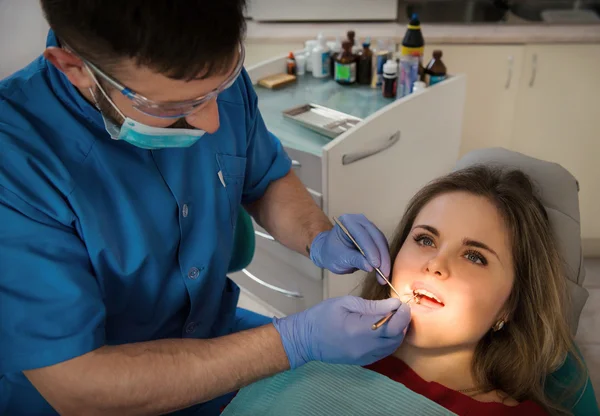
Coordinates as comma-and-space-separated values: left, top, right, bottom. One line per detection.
455, 148, 589, 334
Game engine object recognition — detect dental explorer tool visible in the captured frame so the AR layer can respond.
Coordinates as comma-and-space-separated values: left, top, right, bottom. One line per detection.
371, 293, 418, 330
332, 217, 402, 299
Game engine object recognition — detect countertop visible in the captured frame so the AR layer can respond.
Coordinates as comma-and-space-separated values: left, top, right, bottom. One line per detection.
245, 20, 600, 45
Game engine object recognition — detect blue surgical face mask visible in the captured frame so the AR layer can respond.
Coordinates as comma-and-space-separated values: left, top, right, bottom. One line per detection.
89, 86, 206, 150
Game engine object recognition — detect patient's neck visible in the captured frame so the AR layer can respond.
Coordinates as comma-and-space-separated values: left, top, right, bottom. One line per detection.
394, 343, 477, 391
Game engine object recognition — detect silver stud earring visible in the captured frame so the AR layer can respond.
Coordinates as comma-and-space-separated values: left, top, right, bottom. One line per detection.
492, 320, 505, 332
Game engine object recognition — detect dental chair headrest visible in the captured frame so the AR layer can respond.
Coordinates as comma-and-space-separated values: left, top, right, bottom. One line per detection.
455, 148, 589, 334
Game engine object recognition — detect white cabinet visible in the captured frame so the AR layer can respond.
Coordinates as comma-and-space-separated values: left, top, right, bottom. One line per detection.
510, 44, 600, 241
423, 44, 525, 157
230, 54, 466, 314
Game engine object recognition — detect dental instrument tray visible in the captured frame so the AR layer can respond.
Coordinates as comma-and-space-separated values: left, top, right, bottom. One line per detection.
282, 103, 362, 139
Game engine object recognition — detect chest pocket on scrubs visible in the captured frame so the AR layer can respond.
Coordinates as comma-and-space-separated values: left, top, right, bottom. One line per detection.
216, 154, 247, 227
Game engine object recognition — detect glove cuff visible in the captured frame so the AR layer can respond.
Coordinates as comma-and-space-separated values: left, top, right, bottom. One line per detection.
308, 231, 328, 268
272, 316, 308, 370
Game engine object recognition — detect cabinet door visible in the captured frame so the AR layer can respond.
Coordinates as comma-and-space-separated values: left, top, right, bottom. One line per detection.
322, 75, 467, 298
511, 45, 600, 241
425, 44, 524, 157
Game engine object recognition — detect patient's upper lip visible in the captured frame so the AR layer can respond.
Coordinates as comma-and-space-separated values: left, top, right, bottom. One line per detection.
410, 281, 445, 305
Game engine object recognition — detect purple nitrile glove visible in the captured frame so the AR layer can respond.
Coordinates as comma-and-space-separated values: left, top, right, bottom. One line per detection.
310, 214, 391, 284
273, 296, 411, 369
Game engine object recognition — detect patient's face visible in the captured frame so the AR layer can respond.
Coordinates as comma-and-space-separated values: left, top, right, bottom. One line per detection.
391, 191, 514, 349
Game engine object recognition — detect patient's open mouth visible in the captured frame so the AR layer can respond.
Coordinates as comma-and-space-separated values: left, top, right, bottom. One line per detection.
412, 289, 445, 308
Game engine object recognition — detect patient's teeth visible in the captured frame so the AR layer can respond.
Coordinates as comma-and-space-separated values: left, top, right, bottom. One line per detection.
413, 289, 443, 304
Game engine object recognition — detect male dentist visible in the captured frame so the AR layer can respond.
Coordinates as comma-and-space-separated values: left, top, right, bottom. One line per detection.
0, 1, 411, 414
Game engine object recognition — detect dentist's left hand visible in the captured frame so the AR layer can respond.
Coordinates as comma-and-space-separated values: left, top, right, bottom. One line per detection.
309, 214, 391, 283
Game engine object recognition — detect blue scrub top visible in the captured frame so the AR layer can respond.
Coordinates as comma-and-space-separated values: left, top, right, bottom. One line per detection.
0, 31, 291, 415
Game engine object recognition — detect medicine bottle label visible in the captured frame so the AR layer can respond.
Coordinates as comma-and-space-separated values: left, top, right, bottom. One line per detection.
428, 75, 446, 86
321, 53, 331, 77
335, 62, 356, 83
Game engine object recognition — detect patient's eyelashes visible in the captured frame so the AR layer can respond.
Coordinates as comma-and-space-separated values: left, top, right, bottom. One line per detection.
464, 250, 487, 266
413, 234, 488, 266
414, 234, 435, 247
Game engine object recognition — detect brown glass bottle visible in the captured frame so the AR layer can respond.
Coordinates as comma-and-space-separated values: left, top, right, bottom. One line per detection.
425, 50, 447, 86
334, 41, 357, 85
357, 41, 373, 85
347, 30, 356, 48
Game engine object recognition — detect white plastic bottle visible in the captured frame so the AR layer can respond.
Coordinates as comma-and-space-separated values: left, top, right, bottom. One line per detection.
311, 33, 330, 79
304, 40, 317, 73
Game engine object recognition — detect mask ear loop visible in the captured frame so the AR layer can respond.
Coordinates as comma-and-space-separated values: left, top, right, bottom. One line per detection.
85, 66, 127, 122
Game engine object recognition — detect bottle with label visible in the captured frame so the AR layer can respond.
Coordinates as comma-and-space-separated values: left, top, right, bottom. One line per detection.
357, 39, 373, 85
425, 50, 447, 86
401, 14, 425, 59
382, 59, 398, 99
398, 55, 420, 98
286, 52, 297, 76
329, 36, 342, 79
334, 41, 357, 85
371, 39, 390, 89
311, 33, 331, 79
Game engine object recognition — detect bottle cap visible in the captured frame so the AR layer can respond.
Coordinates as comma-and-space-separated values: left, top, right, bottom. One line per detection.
409, 13, 421, 26
433, 50, 443, 59
383, 59, 398, 74
288, 52, 295, 59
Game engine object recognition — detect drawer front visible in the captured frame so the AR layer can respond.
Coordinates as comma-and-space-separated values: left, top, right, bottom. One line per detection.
284, 146, 323, 193
253, 222, 323, 282
229, 247, 324, 316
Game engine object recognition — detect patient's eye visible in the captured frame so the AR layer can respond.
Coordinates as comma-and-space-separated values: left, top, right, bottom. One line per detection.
464, 250, 487, 265
414, 234, 435, 248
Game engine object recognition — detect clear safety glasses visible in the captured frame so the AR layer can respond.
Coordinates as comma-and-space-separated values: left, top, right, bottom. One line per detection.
75, 44, 245, 119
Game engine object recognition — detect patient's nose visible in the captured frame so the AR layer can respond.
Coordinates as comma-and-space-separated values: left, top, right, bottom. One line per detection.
423, 255, 450, 280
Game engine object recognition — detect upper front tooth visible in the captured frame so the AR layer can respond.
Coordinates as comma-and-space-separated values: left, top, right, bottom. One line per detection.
414, 289, 442, 303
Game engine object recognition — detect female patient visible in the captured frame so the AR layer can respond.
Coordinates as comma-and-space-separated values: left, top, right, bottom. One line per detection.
362, 165, 585, 415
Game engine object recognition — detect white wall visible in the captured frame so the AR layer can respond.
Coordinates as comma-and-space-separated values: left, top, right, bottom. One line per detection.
0, 0, 49, 79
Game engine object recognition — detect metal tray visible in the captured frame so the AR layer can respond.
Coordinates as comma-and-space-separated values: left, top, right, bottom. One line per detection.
282, 103, 362, 139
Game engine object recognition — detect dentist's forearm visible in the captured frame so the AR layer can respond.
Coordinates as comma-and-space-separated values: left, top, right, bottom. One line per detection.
24, 324, 289, 416
245, 170, 332, 256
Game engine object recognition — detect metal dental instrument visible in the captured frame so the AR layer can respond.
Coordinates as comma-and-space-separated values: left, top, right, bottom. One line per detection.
371, 293, 418, 330
332, 217, 402, 299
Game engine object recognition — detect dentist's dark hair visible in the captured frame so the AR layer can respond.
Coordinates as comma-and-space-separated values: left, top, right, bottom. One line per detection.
361, 165, 586, 416
40, 0, 246, 80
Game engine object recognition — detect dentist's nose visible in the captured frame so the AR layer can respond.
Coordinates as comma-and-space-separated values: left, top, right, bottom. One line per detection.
186, 98, 220, 134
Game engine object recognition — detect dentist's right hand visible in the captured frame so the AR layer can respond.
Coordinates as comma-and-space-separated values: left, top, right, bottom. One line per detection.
272, 296, 411, 369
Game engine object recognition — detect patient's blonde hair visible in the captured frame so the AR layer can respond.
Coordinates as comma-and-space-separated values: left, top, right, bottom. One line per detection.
361, 166, 586, 415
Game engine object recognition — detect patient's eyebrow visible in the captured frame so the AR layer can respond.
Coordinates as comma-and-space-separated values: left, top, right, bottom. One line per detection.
413, 225, 439, 236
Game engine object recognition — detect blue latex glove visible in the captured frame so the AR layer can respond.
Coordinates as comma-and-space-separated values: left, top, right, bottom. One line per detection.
273, 296, 411, 369
310, 214, 391, 284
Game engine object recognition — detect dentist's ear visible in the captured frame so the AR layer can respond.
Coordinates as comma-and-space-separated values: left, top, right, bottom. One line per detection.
44, 47, 95, 89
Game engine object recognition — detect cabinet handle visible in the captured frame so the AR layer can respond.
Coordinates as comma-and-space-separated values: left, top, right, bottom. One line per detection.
529, 54, 537, 87
255, 230, 275, 241
505, 56, 513, 89
241, 268, 304, 299
342, 131, 400, 166
291, 160, 301, 168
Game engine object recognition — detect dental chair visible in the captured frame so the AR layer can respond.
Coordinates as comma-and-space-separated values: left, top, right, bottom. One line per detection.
455, 147, 599, 415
